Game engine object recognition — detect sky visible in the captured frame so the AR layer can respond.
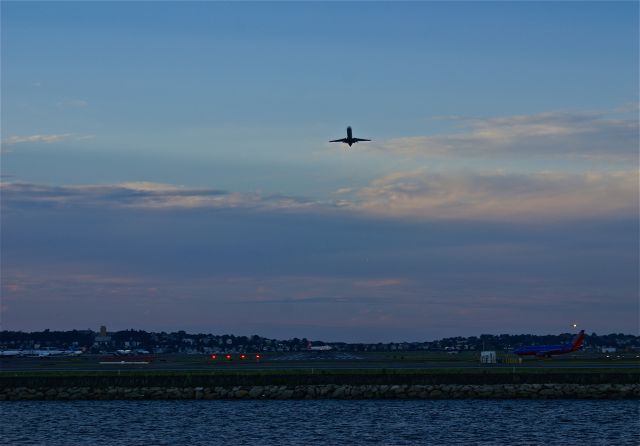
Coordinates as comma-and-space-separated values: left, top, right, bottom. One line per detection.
1, 1, 638, 341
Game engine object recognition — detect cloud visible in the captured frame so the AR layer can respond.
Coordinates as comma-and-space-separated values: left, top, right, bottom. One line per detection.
2, 134, 74, 145
1, 133, 95, 152
2, 169, 637, 222
375, 109, 638, 160
341, 169, 638, 222
612, 102, 640, 114
353, 279, 407, 289
0, 181, 329, 212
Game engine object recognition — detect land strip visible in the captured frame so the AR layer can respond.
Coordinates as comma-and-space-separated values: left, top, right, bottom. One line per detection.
2, 368, 638, 400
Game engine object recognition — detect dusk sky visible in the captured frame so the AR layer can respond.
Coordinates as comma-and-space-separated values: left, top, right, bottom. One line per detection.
1, 2, 638, 342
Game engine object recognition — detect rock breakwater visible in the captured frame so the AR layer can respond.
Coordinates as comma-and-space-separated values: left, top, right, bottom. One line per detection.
2, 383, 638, 400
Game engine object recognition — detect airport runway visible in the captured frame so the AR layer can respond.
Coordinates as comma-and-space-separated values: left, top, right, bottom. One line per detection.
1, 355, 638, 373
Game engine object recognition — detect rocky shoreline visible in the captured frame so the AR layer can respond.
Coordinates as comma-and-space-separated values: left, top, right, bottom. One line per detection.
2, 383, 638, 400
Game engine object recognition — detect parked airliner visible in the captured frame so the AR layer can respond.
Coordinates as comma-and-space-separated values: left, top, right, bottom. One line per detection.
513, 330, 585, 358
307, 342, 332, 351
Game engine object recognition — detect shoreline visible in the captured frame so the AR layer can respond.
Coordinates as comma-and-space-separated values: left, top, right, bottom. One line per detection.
2, 383, 639, 400
2, 370, 638, 400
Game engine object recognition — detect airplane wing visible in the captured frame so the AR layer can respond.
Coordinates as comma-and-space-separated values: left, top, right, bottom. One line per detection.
353, 138, 371, 142
329, 138, 348, 143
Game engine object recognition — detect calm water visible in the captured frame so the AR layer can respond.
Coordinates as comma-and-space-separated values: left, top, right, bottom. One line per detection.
1, 400, 638, 445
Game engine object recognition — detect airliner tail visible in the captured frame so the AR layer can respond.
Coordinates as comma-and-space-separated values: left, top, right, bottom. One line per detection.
571, 330, 585, 351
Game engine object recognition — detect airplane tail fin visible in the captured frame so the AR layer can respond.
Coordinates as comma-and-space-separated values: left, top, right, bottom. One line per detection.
571, 330, 585, 351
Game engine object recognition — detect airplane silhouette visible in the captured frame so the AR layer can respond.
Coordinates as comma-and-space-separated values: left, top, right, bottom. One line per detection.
329, 126, 371, 147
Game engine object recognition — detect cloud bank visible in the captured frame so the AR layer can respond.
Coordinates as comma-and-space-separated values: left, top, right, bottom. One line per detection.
0, 181, 325, 212
4, 168, 635, 223
345, 169, 639, 222
376, 110, 638, 160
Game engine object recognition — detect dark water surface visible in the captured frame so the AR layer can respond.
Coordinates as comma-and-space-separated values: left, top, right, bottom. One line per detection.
2, 400, 638, 445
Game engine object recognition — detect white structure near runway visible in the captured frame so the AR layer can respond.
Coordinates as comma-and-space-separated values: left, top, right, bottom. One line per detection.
480, 351, 497, 364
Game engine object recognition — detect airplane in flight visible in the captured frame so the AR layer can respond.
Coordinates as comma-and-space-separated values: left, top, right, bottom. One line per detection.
329, 126, 371, 147
513, 330, 585, 358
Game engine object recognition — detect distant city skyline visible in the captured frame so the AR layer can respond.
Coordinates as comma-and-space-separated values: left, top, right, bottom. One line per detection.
1, 2, 638, 341
3, 327, 637, 354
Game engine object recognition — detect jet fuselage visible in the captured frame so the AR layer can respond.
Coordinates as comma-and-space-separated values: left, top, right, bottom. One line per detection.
513, 330, 585, 358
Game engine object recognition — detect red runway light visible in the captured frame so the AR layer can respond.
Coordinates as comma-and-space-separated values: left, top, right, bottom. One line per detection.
255, 354, 261, 360
240, 354, 246, 360
211, 354, 217, 360
225, 354, 232, 360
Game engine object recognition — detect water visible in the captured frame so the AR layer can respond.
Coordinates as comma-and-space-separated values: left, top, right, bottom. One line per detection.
1, 400, 638, 445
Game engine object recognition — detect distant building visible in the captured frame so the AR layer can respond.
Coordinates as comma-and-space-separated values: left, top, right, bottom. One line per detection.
502, 354, 522, 364
601, 347, 616, 353
94, 325, 111, 346
480, 351, 496, 364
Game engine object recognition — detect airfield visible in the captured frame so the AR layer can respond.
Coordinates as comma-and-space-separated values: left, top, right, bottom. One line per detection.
2, 350, 638, 373
3, 350, 637, 401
